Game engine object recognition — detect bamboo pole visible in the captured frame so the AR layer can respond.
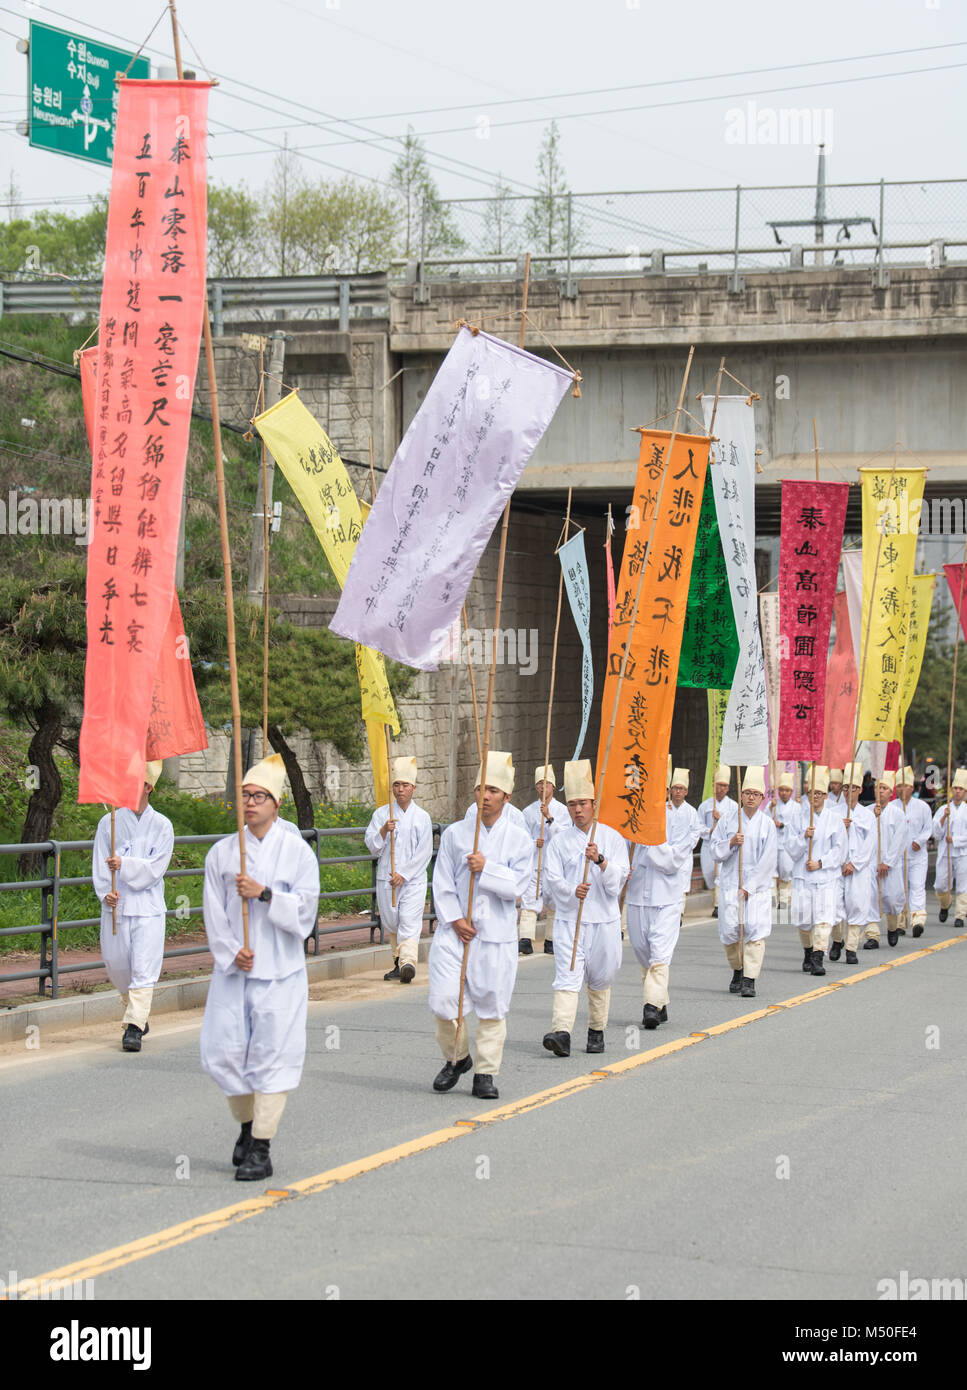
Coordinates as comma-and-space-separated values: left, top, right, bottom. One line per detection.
384, 723, 396, 909
462, 606, 483, 767
110, 808, 117, 936
570, 347, 696, 971
942, 549, 967, 900
169, 0, 248, 950
261, 342, 270, 758
535, 487, 572, 900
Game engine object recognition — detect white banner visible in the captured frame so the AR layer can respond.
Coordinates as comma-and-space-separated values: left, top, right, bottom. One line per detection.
702, 395, 769, 765
558, 531, 593, 761
330, 326, 573, 670
841, 547, 886, 778
759, 591, 781, 777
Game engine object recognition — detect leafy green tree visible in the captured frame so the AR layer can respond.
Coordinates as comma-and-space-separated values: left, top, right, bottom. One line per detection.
523, 121, 571, 257
261, 139, 307, 276
389, 128, 464, 258
0, 199, 108, 280
208, 183, 265, 277
285, 177, 400, 273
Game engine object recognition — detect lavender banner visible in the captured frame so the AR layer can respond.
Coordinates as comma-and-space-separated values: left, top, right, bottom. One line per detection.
559, 530, 593, 760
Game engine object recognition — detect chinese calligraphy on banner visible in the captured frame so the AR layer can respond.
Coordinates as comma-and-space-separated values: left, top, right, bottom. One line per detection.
897, 573, 935, 735
856, 468, 926, 742
678, 470, 739, 688
702, 396, 769, 765
558, 530, 593, 760
702, 687, 730, 801
596, 428, 710, 845
330, 327, 573, 671
777, 480, 849, 760
78, 81, 210, 808
254, 391, 400, 738
758, 592, 781, 776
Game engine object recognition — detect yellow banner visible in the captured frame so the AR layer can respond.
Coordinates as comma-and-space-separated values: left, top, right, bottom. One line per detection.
898, 573, 935, 736
366, 717, 390, 807
857, 468, 926, 742
254, 393, 400, 755
703, 688, 730, 801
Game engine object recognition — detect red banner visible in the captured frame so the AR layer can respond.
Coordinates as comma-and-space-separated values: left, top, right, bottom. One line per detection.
944, 563, 967, 641
777, 480, 849, 760
821, 591, 858, 769
78, 80, 210, 807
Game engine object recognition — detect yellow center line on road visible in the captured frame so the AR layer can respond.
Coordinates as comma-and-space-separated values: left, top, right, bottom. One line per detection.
9, 933, 965, 1298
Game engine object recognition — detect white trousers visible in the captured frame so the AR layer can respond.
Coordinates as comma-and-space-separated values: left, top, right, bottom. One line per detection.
100, 910, 165, 1001
717, 888, 773, 946
428, 924, 518, 1022
377, 876, 425, 940
625, 903, 681, 969
550, 916, 622, 993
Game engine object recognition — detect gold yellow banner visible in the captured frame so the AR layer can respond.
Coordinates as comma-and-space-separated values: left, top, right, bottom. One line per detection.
596, 429, 711, 844
366, 717, 390, 807
898, 572, 935, 737
254, 393, 401, 767
856, 468, 926, 742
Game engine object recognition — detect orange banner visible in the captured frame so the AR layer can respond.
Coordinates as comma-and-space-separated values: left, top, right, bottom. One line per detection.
596, 429, 710, 844
78, 80, 210, 808
821, 591, 858, 770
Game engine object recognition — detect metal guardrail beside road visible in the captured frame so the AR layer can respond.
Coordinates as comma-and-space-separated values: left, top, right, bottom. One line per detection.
0, 824, 442, 1000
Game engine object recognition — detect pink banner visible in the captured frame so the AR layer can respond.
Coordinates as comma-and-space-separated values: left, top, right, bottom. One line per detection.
777, 480, 849, 760
78, 80, 210, 807
944, 563, 967, 641
821, 592, 858, 769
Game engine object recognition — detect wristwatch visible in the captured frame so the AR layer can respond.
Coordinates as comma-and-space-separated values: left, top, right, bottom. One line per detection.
596, 853, 606, 866
258, 886, 272, 903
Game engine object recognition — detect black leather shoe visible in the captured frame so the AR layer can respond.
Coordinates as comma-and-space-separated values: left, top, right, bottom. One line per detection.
383, 959, 400, 980
956, 919, 965, 931
887, 928, 899, 947
399, 962, 416, 983
122, 1024, 143, 1052
543, 938, 554, 955
542, 1030, 571, 1057
433, 1054, 473, 1091
863, 938, 880, 950
643, 1004, 661, 1030
235, 1138, 272, 1181
740, 976, 756, 998
711, 906, 718, 918
912, 924, 924, 938
802, 947, 814, 973
829, 940, 843, 961
809, 950, 826, 977
232, 1121, 253, 1167
586, 1028, 605, 1054
845, 949, 859, 964
658, 1006, 668, 1023
939, 907, 949, 923
472, 1073, 499, 1100
729, 969, 743, 993
518, 938, 533, 955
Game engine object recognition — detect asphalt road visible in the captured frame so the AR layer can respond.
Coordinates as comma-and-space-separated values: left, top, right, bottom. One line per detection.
3, 908, 966, 1303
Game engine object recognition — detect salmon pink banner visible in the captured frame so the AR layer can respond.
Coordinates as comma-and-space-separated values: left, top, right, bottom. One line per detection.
821, 592, 859, 770
79, 79, 210, 807
79, 347, 207, 767
777, 480, 849, 760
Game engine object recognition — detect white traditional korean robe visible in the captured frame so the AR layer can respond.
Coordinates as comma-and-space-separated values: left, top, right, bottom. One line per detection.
626, 803, 700, 973
710, 805, 777, 944
200, 819, 320, 1095
697, 794, 738, 889
364, 799, 433, 939
788, 804, 848, 932
92, 805, 174, 1008
835, 802, 878, 929
932, 800, 967, 904
429, 805, 534, 1022
900, 796, 933, 921
877, 799, 911, 917
520, 795, 567, 914
772, 794, 804, 883
543, 821, 629, 992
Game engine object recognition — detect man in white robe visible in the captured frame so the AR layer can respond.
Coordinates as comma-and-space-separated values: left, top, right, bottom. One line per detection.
828, 762, 878, 963
895, 766, 933, 938
771, 771, 801, 914
932, 768, 967, 926
92, 760, 173, 1052
200, 754, 320, 1182
542, 760, 629, 1057
626, 766, 701, 1029
697, 764, 736, 919
874, 770, 909, 948
365, 756, 433, 984
789, 766, 848, 977
430, 752, 534, 1100
710, 767, 777, 998
519, 764, 566, 956
826, 769, 846, 813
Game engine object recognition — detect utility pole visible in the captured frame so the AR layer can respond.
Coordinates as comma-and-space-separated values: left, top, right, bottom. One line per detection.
247, 331, 286, 604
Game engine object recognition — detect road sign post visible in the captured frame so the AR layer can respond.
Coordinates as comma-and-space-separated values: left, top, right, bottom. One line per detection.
26, 20, 150, 167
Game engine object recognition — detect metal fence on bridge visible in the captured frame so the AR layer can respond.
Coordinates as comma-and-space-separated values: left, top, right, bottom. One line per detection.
0, 824, 442, 1000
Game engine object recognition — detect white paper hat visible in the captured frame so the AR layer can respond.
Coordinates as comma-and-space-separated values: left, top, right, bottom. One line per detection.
144, 760, 163, 789
535, 764, 555, 786
475, 752, 514, 796
714, 764, 731, 786
671, 767, 689, 790
564, 759, 595, 802
392, 756, 418, 786
242, 753, 286, 802
742, 766, 766, 794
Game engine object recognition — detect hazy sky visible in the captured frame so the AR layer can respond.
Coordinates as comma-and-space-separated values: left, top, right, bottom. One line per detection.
0, 0, 964, 217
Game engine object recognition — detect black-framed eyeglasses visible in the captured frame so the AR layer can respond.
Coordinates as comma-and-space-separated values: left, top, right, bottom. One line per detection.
241, 790, 270, 804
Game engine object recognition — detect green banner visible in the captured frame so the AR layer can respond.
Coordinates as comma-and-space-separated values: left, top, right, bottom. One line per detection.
678, 471, 739, 688
703, 688, 730, 801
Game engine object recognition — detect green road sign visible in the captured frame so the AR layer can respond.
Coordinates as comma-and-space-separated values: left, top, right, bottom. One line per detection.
27, 19, 150, 168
